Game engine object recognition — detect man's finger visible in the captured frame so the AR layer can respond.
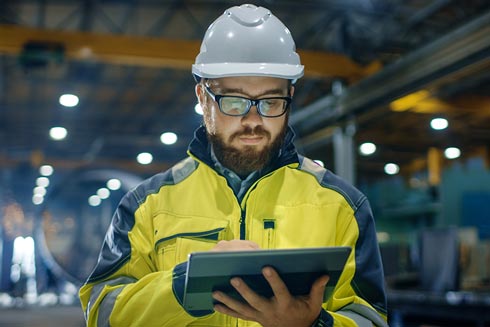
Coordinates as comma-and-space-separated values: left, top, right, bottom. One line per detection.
213, 302, 250, 321
309, 275, 330, 305
262, 266, 291, 303
228, 277, 267, 311
212, 289, 256, 317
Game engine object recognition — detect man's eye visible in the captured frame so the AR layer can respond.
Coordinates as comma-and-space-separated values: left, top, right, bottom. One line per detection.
262, 100, 280, 109
229, 100, 245, 108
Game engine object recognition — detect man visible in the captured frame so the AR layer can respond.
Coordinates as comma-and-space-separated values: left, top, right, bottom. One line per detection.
79, 4, 388, 327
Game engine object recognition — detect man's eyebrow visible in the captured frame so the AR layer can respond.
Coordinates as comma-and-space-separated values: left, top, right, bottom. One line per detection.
215, 87, 288, 98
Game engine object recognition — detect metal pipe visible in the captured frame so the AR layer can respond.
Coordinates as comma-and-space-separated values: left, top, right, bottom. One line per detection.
291, 9, 490, 140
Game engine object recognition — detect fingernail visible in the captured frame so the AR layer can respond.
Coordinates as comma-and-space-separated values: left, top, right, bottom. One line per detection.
214, 291, 225, 300
263, 267, 272, 277
231, 278, 240, 287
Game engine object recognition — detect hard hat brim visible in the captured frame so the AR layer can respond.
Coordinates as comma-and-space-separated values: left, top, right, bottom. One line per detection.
192, 63, 304, 80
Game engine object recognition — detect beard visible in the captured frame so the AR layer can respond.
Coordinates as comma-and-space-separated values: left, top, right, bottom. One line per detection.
207, 122, 288, 177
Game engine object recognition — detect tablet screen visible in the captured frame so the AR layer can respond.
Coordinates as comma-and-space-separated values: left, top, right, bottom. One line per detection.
183, 246, 351, 311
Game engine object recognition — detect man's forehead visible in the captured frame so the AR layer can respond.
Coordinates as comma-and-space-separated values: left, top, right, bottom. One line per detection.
208, 76, 289, 88
208, 77, 290, 97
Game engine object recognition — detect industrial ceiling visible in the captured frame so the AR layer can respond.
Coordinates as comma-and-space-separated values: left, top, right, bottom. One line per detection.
1, 0, 490, 186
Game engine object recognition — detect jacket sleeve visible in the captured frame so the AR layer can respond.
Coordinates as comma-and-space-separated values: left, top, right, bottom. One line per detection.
317, 196, 388, 327
78, 190, 207, 326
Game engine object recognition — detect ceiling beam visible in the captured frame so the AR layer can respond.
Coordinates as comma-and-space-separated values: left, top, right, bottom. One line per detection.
0, 24, 376, 80
291, 8, 490, 137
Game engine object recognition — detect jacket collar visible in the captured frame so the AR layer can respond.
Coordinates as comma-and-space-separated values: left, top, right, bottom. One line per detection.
188, 125, 299, 173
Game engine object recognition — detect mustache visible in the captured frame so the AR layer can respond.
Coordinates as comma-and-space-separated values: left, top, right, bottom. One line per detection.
229, 126, 270, 141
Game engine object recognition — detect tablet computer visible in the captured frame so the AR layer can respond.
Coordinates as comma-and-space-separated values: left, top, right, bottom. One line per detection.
183, 246, 351, 311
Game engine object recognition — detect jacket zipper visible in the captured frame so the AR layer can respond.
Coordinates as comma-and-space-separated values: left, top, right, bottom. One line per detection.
263, 219, 276, 248
189, 152, 296, 243
239, 209, 246, 240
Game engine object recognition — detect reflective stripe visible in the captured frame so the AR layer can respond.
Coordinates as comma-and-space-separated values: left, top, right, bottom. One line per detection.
299, 157, 327, 185
86, 276, 137, 326
338, 303, 388, 327
337, 310, 372, 327
171, 157, 197, 184
97, 287, 124, 327
97, 286, 124, 327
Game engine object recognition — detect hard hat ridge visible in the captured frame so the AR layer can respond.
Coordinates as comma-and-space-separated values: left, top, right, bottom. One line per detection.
226, 4, 270, 27
193, 4, 304, 82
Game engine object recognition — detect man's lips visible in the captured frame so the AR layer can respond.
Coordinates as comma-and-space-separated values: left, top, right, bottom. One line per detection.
238, 135, 265, 144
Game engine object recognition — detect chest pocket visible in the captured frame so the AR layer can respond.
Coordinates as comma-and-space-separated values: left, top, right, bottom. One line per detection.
153, 213, 230, 271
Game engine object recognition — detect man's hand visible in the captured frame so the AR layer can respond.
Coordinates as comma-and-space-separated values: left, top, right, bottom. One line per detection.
212, 266, 329, 327
210, 240, 260, 251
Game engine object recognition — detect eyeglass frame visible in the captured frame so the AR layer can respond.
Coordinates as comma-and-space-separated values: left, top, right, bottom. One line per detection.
203, 85, 292, 118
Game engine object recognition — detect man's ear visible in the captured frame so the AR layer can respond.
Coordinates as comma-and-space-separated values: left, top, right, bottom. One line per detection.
195, 83, 205, 105
290, 85, 295, 97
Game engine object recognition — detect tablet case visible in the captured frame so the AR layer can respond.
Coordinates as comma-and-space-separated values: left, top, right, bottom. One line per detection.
183, 246, 351, 311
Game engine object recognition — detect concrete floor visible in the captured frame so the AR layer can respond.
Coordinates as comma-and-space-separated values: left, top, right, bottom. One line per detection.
0, 306, 85, 327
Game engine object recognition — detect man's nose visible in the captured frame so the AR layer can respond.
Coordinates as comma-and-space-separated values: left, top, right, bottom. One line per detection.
241, 105, 262, 128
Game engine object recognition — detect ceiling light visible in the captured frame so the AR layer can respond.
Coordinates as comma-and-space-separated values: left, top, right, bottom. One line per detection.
430, 118, 448, 130
137, 152, 153, 165
88, 195, 101, 207
59, 94, 79, 107
32, 194, 44, 205
33, 186, 47, 196
444, 147, 461, 159
36, 177, 50, 187
359, 142, 376, 156
195, 103, 203, 115
107, 178, 121, 191
97, 188, 110, 199
39, 165, 54, 176
160, 132, 178, 145
49, 127, 67, 140
384, 163, 400, 175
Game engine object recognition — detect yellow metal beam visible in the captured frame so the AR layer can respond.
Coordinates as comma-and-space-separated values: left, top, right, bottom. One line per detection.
390, 91, 490, 117
427, 147, 442, 186
0, 24, 377, 80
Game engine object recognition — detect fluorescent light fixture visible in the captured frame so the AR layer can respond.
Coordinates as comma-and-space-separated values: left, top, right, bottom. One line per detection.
444, 147, 461, 159
32, 194, 44, 205
160, 132, 178, 145
430, 118, 448, 130
384, 163, 400, 175
33, 186, 47, 196
36, 177, 50, 187
313, 160, 324, 167
107, 178, 121, 190
59, 94, 79, 107
195, 103, 203, 115
359, 142, 377, 156
88, 195, 101, 207
49, 127, 67, 140
137, 152, 153, 165
97, 188, 110, 199
39, 165, 54, 176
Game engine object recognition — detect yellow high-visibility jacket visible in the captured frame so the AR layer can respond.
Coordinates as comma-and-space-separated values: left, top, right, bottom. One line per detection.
79, 126, 388, 327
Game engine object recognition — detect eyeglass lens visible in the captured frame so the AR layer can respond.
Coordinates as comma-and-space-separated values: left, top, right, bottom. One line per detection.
220, 97, 287, 117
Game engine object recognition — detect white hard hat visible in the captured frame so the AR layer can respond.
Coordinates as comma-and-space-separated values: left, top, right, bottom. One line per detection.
192, 4, 304, 82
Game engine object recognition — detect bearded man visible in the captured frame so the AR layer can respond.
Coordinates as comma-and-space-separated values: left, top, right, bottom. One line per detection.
80, 4, 388, 327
